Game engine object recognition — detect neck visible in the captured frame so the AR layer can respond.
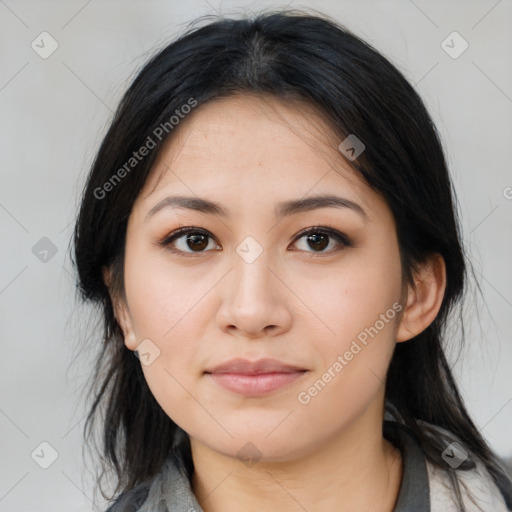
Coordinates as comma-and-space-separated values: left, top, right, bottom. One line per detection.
190, 414, 403, 512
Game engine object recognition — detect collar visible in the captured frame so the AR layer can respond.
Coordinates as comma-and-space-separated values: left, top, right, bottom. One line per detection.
135, 420, 431, 512
383, 420, 430, 511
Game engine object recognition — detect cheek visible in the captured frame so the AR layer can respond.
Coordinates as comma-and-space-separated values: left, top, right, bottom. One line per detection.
122, 241, 216, 428
297, 243, 402, 407
296, 295, 399, 430
125, 264, 208, 378
308, 245, 402, 351
123, 237, 207, 341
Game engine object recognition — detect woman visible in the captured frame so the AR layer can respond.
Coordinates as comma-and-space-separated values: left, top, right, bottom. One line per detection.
73, 9, 512, 511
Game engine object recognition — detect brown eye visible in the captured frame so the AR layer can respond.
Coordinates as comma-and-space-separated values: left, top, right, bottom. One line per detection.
184, 233, 209, 251
160, 226, 351, 256
292, 227, 351, 254
305, 232, 329, 251
161, 227, 219, 254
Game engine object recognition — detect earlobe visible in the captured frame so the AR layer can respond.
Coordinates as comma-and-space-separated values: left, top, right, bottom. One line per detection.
102, 266, 112, 289
102, 266, 138, 351
396, 253, 447, 343
113, 300, 138, 350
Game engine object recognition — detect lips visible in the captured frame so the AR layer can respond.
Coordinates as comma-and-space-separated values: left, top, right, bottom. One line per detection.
205, 358, 308, 395
206, 357, 307, 375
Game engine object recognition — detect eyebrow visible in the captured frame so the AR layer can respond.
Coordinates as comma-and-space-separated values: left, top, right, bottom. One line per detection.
145, 194, 368, 222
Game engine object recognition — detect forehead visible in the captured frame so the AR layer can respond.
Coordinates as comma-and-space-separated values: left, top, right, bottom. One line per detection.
136, 94, 382, 219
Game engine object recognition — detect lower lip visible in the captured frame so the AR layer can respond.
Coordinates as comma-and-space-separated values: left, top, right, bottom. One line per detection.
207, 371, 307, 396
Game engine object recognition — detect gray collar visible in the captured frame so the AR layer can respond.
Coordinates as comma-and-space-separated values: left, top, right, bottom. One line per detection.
383, 420, 430, 511
124, 420, 431, 511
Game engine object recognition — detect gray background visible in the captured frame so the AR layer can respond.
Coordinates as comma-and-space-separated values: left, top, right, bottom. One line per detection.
0, 0, 511, 510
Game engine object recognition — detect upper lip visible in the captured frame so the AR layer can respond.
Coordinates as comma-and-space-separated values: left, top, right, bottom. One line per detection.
205, 358, 308, 375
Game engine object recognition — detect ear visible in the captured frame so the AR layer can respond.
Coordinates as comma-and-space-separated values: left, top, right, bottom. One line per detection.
396, 253, 447, 343
102, 266, 138, 351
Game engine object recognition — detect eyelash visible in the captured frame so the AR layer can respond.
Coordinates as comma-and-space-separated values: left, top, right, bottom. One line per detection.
158, 226, 352, 257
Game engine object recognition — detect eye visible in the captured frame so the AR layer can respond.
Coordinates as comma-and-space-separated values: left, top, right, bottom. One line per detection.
159, 227, 220, 255
159, 226, 351, 256
291, 226, 351, 254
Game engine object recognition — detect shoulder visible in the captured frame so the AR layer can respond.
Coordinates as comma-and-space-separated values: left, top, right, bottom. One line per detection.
418, 421, 509, 512
103, 441, 195, 512
103, 481, 151, 512
427, 457, 509, 511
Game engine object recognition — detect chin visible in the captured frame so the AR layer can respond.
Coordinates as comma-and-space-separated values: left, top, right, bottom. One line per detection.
194, 427, 314, 464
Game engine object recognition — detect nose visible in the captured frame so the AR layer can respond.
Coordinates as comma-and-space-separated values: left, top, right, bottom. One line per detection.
216, 247, 293, 339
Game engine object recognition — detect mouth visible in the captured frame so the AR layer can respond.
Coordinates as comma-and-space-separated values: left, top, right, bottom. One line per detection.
204, 358, 309, 396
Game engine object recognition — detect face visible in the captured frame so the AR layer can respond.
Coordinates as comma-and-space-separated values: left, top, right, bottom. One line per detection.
114, 94, 406, 462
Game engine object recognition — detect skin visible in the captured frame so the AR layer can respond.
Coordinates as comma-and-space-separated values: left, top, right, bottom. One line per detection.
106, 94, 446, 512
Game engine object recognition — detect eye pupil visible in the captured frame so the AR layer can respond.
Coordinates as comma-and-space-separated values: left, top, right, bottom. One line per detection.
307, 233, 329, 251
188, 234, 208, 251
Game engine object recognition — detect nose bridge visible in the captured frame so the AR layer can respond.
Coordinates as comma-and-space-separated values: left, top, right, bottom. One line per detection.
232, 236, 276, 304
217, 236, 291, 336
